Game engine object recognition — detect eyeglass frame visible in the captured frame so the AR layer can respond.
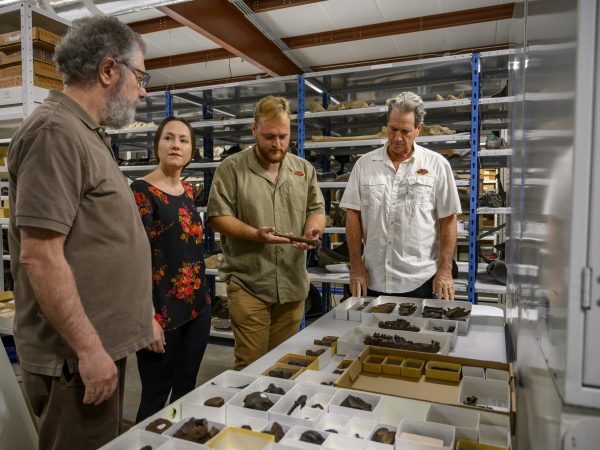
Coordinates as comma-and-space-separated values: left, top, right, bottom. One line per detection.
116, 60, 151, 88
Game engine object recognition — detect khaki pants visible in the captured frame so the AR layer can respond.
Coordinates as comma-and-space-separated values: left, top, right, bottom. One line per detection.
22, 358, 126, 450
227, 281, 304, 370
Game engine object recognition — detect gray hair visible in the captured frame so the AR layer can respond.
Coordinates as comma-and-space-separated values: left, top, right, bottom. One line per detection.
386, 92, 426, 128
55, 16, 146, 86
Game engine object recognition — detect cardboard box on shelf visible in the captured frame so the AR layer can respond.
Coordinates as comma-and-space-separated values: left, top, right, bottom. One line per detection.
0, 46, 54, 66
0, 60, 61, 81
0, 27, 62, 49
0, 74, 63, 90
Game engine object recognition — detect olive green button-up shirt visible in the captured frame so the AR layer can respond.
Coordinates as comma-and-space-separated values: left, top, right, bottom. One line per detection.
207, 147, 325, 304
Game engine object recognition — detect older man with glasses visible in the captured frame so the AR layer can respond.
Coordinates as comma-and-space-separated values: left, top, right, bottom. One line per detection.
7, 16, 154, 450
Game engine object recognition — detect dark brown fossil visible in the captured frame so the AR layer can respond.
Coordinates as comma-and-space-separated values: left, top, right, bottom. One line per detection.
263, 383, 286, 395
264, 422, 285, 442
321, 381, 334, 386
372, 427, 395, 444
306, 348, 326, 357
286, 359, 310, 367
243, 392, 274, 411
378, 318, 420, 332
356, 302, 371, 311
311, 403, 324, 409
300, 430, 326, 444
241, 425, 252, 430
314, 336, 338, 347
268, 369, 294, 379
203, 397, 225, 407
423, 306, 444, 319
364, 332, 441, 353
398, 303, 417, 316
287, 395, 307, 415
370, 302, 396, 314
145, 418, 173, 434
444, 307, 471, 320
340, 394, 373, 411
173, 418, 219, 444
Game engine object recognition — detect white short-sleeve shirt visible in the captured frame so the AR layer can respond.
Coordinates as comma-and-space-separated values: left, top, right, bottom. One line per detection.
340, 143, 462, 293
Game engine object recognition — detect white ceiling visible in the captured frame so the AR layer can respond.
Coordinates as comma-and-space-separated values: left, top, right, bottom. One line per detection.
38, 0, 516, 89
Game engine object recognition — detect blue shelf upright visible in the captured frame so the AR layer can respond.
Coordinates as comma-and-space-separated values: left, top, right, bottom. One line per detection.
468, 53, 481, 304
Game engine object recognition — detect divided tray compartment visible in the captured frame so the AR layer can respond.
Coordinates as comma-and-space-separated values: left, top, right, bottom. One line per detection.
425, 403, 479, 442
381, 355, 404, 376
180, 386, 237, 423
276, 353, 319, 371
396, 418, 455, 450
362, 354, 386, 374
298, 344, 333, 368
422, 318, 460, 348
315, 412, 352, 434
322, 433, 369, 449
262, 363, 306, 380
280, 426, 331, 449
260, 420, 292, 443
486, 368, 510, 383
157, 438, 209, 449
268, 383, 335, 428
400, 358, 425, 379
333, 358, 354, 374
245, 376, 297, 398
348, 297, 375, 321
463, 366, 485, 378
421, 299, 472, 333
295, 370, 339, 387
329, 389, 383, 421
366, 423, 398, 449
164, 418, 226, 446
479, 424, 511, 448
208, 370, 258, 390
364, 296, 424, 317
455, 440, 508, 450
102, 429, 169, 450
227, 389, 283, 423
341, 416, 376, 440
334, 296, 370, 321
459, 377, 511, 413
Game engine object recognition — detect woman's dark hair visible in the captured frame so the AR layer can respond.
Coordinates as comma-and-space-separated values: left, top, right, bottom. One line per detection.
153, 117, 196, 165
55, 16, 146, 86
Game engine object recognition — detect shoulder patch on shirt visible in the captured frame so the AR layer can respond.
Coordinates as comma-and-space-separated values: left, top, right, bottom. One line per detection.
293, 170, 305, 177
416, 168, 429, 175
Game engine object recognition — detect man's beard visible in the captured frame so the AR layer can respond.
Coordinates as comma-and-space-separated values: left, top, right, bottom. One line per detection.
100, 79, 138, 128
255, 142, 288, 164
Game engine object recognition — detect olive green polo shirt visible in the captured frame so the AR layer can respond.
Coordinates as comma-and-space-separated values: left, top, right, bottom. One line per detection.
7, 90, 154, 377
207, 147, 324, 304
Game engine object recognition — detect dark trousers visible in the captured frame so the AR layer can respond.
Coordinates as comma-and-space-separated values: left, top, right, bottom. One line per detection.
135, 309, 211, 423
22, 358, 127, 450
367, 275, 435, 299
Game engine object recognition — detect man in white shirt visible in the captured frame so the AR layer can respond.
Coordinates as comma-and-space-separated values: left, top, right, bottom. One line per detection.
340, 92, 461, 300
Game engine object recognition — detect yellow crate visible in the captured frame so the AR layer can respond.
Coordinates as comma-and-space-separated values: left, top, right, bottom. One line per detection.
381, 356, 404, 376
363, 354, 386, 374
276, 353, 319, 371
456, 439, 507, 450
400, 358, 424, 379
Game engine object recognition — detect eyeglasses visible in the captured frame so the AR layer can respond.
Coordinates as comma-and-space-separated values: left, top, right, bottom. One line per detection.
117, 60, 151, 88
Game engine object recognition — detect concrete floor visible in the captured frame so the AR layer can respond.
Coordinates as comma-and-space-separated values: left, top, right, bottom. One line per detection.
122, 337, 235, 425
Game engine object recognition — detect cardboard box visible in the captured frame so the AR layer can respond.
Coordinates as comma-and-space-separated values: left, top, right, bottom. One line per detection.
456, 440, 507, 450
0, 27, 62, 49
425, 361, 461, 383
335, 347, 516, 431
0, 60, 61, 81
0, 46, 54, 66
401, 358, 425, 378
262, 363, 305, 381
0, 74, 63, 90
381, 355, 404, 376
363, 354, 386, 374
205, 426, 274, 449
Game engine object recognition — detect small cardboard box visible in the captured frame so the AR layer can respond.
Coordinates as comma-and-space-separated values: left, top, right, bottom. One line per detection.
0, 27, 62, 49
205, 426, 274, 449
0, 46, 54, 66
456, 440, 507, 450
0, 60, 62, 81
0, 74, 62, 90
363, 354, 386, 374
262, 363, 305, 380
381, 355, 404, 376
298, 344, 333, 369
276, 353, 319, 371
425, 361, 461, 383
401, 358, 425, 378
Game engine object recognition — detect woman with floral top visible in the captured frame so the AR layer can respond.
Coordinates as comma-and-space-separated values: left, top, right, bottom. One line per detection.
131, 117, 211, 422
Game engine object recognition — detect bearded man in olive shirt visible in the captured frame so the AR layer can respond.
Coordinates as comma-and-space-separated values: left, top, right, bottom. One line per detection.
8, 17, 154, 450
208, 96, 326, 370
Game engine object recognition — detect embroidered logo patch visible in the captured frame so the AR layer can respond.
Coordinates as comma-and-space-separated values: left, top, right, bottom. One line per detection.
416, 168, 429, 175
293, 171, 305, 177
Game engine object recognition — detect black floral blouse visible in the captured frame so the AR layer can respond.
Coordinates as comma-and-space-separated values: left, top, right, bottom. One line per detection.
131, 179, 209, 330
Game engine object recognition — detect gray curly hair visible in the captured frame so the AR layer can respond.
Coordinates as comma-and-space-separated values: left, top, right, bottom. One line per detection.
386, 92, 426, 128
55, 16, 146, 86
